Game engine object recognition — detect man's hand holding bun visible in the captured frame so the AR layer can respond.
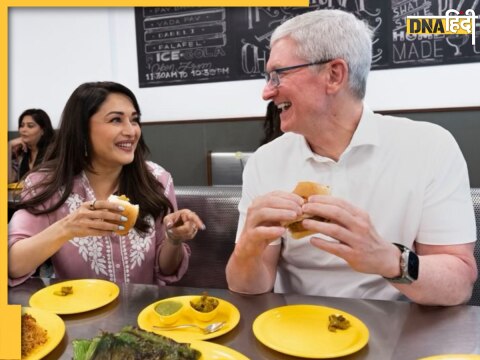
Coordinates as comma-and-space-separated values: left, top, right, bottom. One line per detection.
282, 181, 331, 239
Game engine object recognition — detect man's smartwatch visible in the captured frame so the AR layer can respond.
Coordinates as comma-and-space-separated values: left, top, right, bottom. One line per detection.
384, 243, 419, 284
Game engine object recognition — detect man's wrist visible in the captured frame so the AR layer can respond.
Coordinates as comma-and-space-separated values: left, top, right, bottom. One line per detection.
234, 238, 265, 261
383, 244, 402, 278
384, 243, 419, 284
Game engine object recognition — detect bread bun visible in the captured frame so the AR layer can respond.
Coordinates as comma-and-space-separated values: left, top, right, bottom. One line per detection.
107, 194, 139, 235
283, 181, 330, 239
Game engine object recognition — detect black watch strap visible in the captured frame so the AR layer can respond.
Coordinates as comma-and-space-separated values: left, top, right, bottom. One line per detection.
384, 243, 419, 284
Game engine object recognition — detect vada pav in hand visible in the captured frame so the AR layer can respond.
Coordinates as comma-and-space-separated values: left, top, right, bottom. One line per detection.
282, 181, 331, 239
8, 81, 205, 287
107, 194, 139, 236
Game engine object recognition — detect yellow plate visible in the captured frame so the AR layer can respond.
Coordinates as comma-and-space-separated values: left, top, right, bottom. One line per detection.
29, 279, 120, 314
190, 340, 249, 360
419, 356, 480, 360
8, 182, 23, 190
253, 304, 369, 359
138, 295, 240, 342
22, 306, 65, 360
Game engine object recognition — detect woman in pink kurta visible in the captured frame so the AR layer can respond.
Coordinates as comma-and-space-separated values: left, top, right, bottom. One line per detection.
8, 82, 204, 287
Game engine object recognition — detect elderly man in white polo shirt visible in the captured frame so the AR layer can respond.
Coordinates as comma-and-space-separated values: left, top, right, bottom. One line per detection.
225, 9, 477, 305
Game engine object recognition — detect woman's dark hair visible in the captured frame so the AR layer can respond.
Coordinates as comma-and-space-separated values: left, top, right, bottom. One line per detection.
261, 101, 283, 145
17, 108, 55, 178
18, 81, 173, 233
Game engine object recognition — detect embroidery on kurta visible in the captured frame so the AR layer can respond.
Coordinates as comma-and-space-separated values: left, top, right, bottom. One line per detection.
128, 216, 154, 270
66, 166, 165, 282
67, 192, 110, 277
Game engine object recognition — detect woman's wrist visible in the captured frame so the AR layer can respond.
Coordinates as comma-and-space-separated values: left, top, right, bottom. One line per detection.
166, 237, 183, 246
165, 230, 184, 246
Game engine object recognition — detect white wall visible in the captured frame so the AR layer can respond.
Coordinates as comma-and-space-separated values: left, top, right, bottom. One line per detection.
9, 8, 115, 129
9, 7, 480, 130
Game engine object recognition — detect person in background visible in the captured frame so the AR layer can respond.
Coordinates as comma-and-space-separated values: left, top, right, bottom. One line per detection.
8, 109, 55, 183
226, 9, 477, 306
260, 101, 283, 145
8, 81, 204, 286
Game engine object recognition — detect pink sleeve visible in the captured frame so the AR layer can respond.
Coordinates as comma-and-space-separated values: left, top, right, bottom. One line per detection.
8, 172, 54, 286
8, 210, 52, 286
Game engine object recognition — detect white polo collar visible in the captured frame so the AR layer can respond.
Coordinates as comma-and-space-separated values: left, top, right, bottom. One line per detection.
298, 104, 380, 163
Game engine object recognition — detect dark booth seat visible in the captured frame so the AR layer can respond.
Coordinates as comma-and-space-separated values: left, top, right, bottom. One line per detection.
469, 188, 480, 306
174, 186, 241, 289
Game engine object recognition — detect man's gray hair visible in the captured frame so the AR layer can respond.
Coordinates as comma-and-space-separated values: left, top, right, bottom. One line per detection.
271, 9, 373, 99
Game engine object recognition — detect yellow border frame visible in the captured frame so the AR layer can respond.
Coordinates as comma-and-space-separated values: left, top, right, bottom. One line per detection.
1, 4, 21, 359
0, 1, 308, 358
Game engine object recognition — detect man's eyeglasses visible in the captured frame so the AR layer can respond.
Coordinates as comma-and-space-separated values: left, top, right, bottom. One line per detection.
264, 60, 332, 88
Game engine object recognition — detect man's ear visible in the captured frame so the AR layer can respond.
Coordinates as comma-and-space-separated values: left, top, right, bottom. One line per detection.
325, 59, 349, 95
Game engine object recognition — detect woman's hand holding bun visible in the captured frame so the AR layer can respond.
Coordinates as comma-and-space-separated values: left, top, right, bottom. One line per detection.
57, 199, 128, 239
107, 194, 139, 235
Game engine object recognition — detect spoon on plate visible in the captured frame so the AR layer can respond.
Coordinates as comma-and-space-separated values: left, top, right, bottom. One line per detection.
153, 321, 226, 334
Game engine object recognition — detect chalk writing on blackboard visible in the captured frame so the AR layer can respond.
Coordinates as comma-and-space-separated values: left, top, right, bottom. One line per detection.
135, 1, 480, 88
135, 7, 232, 86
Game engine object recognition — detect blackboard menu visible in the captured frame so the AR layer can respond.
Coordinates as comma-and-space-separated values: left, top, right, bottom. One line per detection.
135, 1, 480, 88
